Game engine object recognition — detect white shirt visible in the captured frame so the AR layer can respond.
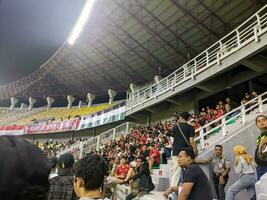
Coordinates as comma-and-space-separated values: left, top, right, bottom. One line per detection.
49, 173, 58, 179
234, 156, 256, 175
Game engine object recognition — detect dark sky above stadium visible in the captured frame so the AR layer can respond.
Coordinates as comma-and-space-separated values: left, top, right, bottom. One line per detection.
0, 0, 85, 85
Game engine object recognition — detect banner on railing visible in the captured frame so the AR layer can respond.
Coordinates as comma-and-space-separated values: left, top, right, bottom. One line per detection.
25, 118, 80, 134
0, 125, 25, 135
78, 105, 126, 130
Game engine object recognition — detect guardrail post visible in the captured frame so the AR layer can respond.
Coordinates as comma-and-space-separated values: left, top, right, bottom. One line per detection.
256, 13, 261, 31
259, 95, 263, 113
173, 73, 177, 85
199, 128, 205, 150
126, 122, 130, 135
236, 30, 241, 46
112, 128, 116, 140
254, 26, 259, 42
96, 136, 101, 151
241, 105, 246, 124
206, 51, 209, 65
216, 52, 221, 65
222, 116, 227, 136
183, 66, 186, 79
79, 142, 84, 159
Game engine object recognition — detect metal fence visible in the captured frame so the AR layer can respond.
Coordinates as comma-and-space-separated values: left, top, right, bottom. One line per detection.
195, 91, 267, 150
57, 122, 138, 159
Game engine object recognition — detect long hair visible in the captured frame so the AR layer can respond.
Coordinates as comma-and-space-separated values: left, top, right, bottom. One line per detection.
234, 145, 253, 165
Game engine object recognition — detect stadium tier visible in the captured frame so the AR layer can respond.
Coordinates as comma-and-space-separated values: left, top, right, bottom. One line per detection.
0, 1, 267, 200
15, 103, 116, 125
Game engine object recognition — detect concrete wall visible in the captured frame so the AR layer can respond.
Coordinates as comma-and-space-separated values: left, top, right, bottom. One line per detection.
198, 122, 261, 200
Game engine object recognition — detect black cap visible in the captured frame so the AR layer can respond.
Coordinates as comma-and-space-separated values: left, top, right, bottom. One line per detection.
0, 136, 50, 197
58, 153, 74, 168
179, 112, 190, 121
48, 156, 58, 168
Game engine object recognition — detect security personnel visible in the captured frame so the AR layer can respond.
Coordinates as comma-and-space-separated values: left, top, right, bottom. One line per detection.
196, 144, 230, 200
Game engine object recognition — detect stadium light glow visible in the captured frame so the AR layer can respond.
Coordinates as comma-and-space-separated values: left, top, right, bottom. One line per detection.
68, 0, 96, 45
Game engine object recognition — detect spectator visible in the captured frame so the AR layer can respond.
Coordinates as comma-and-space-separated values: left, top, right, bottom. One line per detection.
244, 93, 251, 101
147, 144, 160, 172
0, 136, 50, 200
196, 145, 230, 200
226, 145, 257, 200
48, 153, 77, 200
225, 103, 231, 113
189, 119, 200, 137
198, 115, 207, 127
215, 105, 224, 119
115, 156, 134, 183
162, 137, 172, 164
254, 115, 267, 180
73, 154, 105, 199
218, 101, 225, 111
109, 157, 120, 176
140, 145, 149, 158
200, 108, 207, 117
170, 112, 199, 187
178, 148, 213, 200
251, 91, 257, 99
167, 148, 213, 200
225, 97, 238, 111
126, 156, 155, 200
48, 156, 58, 179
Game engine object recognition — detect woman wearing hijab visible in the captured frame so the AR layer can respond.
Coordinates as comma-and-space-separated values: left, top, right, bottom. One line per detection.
254, 115, 267, 180
226, 145, 257, 200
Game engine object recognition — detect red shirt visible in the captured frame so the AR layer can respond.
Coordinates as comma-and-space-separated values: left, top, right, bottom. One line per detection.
140, 135, 147, 143
115, 164, 129, 176
215, 109, 224, 118
149, 148, 160, 164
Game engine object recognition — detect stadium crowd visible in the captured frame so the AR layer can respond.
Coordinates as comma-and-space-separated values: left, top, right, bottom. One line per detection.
0, 91, 266, 200
38, 90, 258, 156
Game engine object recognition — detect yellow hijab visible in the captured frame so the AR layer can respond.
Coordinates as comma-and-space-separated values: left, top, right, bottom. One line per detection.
234, 145, 253, 165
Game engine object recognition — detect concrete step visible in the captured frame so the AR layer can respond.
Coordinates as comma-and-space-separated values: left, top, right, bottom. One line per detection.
256, 173, 267, 199
140, 191, 164, 200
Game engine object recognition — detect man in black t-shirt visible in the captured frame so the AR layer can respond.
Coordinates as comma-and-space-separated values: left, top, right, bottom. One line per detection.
163, 148, 212, 200
170, 112, 199, 187
178, 148, 212, 200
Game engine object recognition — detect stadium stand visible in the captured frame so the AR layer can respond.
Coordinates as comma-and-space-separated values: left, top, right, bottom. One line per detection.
0, 107, 47, 125
51, 90, 266, 199
1, 1, 267, 200
15, 103, 115, 125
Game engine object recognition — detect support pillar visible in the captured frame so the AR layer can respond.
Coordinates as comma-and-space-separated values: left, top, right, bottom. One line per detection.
87, 93, 95, 107
20, 103, 28, 110
108, 89, 117, 104
67, 95, 75, 109
28, 97, 36, 110
46, 97, 55, 109
10, 97, 18, 110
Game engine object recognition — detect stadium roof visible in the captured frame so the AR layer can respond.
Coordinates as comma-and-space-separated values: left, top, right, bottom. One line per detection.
0, 0, 265, 100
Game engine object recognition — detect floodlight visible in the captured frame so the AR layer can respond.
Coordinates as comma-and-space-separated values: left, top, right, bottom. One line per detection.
68, 0, 96, 45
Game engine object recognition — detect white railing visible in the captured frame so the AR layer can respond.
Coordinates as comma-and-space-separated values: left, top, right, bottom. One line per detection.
57, 122, 138, 159
195, 91, 267, 150
126, 5, 267, 110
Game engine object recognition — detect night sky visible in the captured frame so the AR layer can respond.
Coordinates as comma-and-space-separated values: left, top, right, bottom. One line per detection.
0, 0, 85, 85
